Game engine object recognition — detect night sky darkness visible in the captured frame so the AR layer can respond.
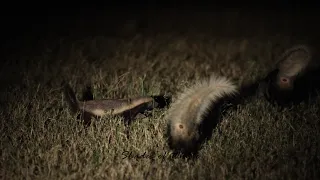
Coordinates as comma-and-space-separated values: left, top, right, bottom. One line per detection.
1, 2, 320, 74
1, 3, 319, 43
1, 2, 319, 38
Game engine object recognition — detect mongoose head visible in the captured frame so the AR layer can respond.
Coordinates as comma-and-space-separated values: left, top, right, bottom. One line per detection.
265, 70, 295, 106
275, 74, 295, 91
167, 121, 201, 156
166, 101, 223, 157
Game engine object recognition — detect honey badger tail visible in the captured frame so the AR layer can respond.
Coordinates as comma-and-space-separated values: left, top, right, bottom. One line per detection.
62, 82, 80, 114
165, 74, 238, 157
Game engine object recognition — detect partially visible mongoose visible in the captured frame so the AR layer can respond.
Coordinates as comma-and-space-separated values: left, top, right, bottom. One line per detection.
63, 82, 171, 125
165, 74, 239, 156
263, 44, 320, 105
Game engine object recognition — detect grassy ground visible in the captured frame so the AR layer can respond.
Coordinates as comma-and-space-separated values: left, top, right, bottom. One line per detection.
1, 8, 320, 179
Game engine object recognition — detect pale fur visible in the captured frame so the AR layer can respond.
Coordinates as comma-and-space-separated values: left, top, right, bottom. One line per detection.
276, 44, 312, 82
166, 74, 238, 154
77, 97, 153, 117
268, 44, 313, 91
63, 83, 153, 117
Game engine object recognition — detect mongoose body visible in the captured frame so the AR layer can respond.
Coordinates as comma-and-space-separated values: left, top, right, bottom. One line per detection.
274, 44, 313, 91
264, 44, 320, 105
165, 74, 238, 156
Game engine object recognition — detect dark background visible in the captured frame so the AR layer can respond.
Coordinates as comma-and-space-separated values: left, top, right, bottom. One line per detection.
1, 1, 320, 60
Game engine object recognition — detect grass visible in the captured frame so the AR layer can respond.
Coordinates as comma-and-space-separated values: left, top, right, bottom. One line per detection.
1, 8, 320, 179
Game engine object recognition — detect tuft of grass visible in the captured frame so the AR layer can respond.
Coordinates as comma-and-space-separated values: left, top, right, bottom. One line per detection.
1, 9, 319, 179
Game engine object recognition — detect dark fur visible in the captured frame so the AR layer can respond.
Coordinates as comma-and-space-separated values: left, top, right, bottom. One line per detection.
263, 68, 320, 107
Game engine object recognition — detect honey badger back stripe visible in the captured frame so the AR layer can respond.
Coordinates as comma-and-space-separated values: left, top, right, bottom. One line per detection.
78, 97, 153, 117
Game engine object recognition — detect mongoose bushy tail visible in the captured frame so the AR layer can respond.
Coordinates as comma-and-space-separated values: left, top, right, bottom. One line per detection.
165, 74, 239, 156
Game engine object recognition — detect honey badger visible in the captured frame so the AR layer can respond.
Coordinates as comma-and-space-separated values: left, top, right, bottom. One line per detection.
63, 82, 171, 125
